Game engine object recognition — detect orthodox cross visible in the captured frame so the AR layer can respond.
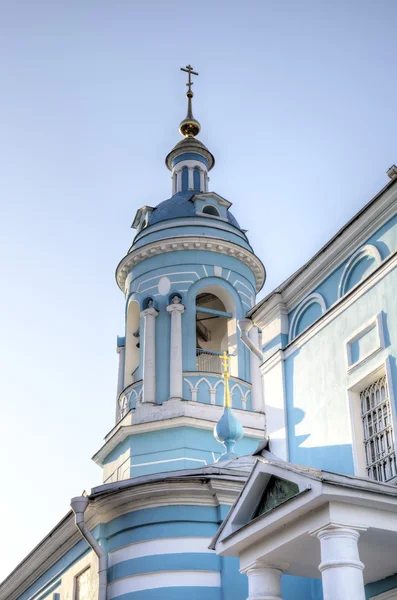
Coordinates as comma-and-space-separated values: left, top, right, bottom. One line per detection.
221, 350, 230, 378
221, 351, 232, 408
180, 64, 199, 94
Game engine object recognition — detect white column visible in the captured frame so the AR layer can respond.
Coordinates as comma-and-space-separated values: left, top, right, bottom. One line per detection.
172, 172, 177, 195
140, 307, 159, 403
199, 169, 205, 192
166, 302, 185, 399
249, 325, 264, 411
176, 170, 182, 192
188, 167, 194, 190
317, 526, 365, 600
243, 562, 284, 600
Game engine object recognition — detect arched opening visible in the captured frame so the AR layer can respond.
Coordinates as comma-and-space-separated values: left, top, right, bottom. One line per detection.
124, 299, 140, 385
181, 166, 188, 191
195, 287, 238, 376
194, 167, 201, 191
202, 204, 220, 217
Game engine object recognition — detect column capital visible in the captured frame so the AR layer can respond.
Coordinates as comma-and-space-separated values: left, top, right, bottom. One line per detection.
166, 303, 185, 314
310, 523, 368, 538
241, 560, 289, 576
241, 561, 287, 600
140, 307, 159, 318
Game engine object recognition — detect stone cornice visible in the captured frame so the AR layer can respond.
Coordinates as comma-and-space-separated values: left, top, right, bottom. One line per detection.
93, 397, 266, 466
116, 236, 266, 293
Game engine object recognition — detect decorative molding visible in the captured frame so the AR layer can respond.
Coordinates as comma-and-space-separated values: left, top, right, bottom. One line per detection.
282, 252, 397, 359
338, 244, 382, 298
288, 292, 327, 341
133, 217, 250, 245
93, 397, 264, 466
116, 236, 265, 293
345, 313, 385, 374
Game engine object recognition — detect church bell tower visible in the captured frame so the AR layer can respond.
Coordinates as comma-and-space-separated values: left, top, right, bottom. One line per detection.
93, 66, 266, 482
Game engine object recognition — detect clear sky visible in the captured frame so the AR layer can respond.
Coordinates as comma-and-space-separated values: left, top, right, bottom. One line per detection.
0, 0, 396, 582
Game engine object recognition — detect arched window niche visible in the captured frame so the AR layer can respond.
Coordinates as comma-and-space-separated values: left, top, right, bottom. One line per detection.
202, 204, 220, 217
193, 167, 201, 191
181, 166, 188, 192
124, 298, 141, 385
288, 293, 327, 341
338, 244, 382, 299
193, 283, 239, 377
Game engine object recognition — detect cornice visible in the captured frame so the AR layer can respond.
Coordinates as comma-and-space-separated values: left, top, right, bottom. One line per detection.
116, 236, 266, 293
250, 178, 397, 319
93, 400, 265, 466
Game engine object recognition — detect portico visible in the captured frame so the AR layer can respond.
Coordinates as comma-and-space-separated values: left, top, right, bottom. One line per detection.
211, 449, 397, 599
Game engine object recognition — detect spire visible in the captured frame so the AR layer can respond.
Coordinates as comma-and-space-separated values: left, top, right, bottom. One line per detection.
179, 65, 201, 138
214, 351, 243, 461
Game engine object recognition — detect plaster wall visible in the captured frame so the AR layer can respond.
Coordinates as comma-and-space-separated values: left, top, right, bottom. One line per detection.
285, 266, 397, 474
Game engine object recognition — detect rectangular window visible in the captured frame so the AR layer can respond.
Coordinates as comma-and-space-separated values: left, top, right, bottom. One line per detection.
360, 375, 397, 482
75, 568, 90, 600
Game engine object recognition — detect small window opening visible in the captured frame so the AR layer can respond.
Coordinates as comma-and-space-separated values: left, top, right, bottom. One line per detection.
360, 375, 397, 481
202, 205, 220, 217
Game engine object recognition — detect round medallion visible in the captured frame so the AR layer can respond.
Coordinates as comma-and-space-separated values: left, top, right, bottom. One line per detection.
158, 276, 171, 296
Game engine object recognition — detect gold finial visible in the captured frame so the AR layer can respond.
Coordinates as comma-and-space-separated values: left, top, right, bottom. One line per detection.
179, 64, 201, 138
221, 350, 231, 408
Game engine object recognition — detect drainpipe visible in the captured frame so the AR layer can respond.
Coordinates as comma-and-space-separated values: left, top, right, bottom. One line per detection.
238, 318, 263, 361
71, 496, 107, 600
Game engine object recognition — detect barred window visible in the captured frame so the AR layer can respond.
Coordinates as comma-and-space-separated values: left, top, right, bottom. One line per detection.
360, 376, 397, 482
75, 568, 90, 600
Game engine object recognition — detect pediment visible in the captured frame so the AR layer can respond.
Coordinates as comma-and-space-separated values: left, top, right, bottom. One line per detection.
211, 451, 322, 549
192, 192, 232, 209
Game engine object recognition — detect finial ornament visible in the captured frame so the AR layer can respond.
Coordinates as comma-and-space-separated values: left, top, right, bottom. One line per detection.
213, 350, 243, 462
179, 64, 201, 138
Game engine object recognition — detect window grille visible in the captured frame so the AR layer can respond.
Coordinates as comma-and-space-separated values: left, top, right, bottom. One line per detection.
75, 568, 90, 600
360, 376, 397, 482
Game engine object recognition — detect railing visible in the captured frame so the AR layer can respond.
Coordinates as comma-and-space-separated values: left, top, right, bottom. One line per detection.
131, 366, 139, 383
196, 348, 223, 373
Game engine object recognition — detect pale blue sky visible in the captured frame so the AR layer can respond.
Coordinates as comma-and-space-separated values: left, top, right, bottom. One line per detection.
1, 0, 396, 581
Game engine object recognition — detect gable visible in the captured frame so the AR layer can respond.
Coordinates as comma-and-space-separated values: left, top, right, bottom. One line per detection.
252, 475, 300, 519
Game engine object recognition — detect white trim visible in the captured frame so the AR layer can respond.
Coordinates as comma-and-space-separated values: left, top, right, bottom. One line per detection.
283, 252, 397, 359
116, 236, 265, 293
202, 265, 209, 277
108, 571, 221, 597
345, 313, 385, 373
196, 209, 228, 222
347, 356, 397, 479
338, 244, 382, 298
131, 457, 207, 468
108, 537, 214, 566
288, 292, 327, 341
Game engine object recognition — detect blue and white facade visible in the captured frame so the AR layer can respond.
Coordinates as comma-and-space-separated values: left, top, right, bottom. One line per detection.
2, 78, 397, 600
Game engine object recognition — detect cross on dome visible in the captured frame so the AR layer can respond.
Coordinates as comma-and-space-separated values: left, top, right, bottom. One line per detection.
179, 63, 201, 138
180, 64, 199, 94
